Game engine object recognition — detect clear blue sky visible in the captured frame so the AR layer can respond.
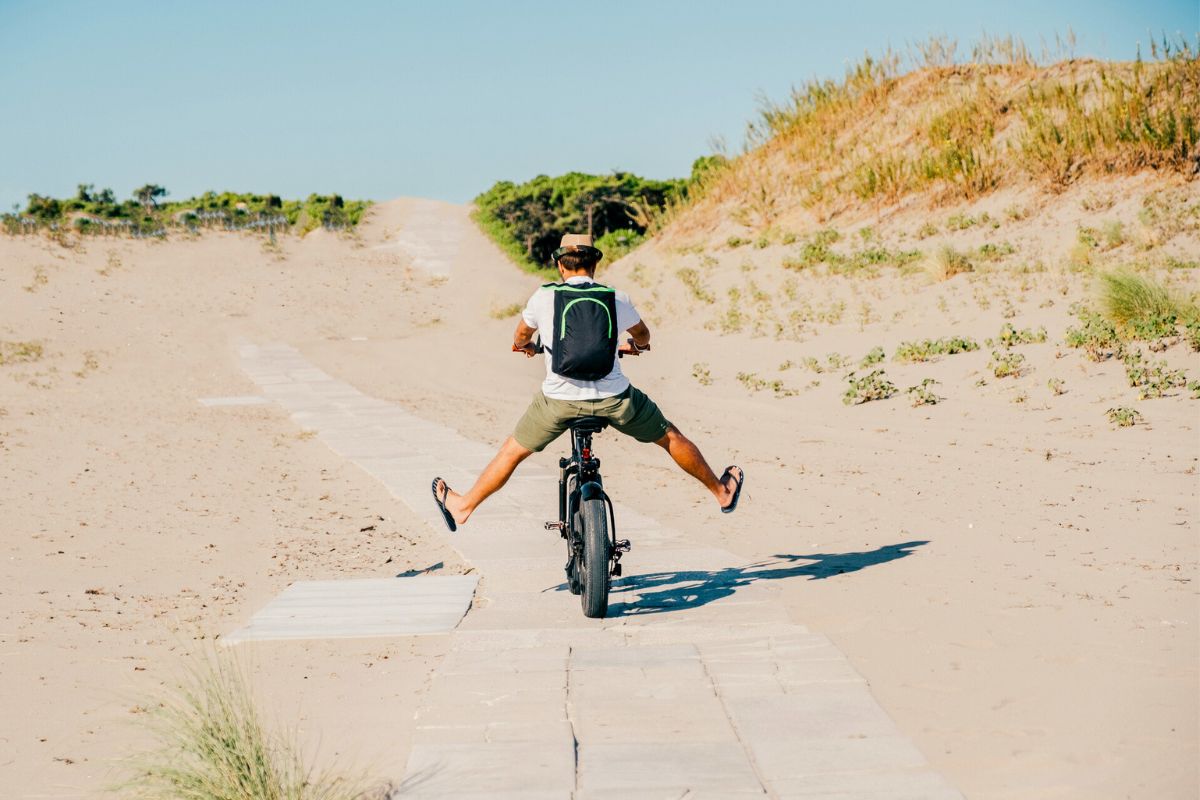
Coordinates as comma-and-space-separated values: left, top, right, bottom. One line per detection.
1, 0, 1195, 210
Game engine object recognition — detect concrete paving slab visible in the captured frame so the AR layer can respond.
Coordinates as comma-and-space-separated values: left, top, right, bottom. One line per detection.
577, 742, 765, 795
222, 576, 477, 644
398, 741, 574, 798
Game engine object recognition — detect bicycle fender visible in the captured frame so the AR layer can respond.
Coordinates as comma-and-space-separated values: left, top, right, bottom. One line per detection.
579, 481, 605, 502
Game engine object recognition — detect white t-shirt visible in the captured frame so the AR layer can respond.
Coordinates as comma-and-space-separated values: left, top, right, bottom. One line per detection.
521, 276, 642, 400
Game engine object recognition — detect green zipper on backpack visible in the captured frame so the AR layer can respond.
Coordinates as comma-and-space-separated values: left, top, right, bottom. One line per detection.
559, 297, 614, 338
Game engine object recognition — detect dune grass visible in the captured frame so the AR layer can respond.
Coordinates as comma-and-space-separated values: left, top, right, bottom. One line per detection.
661, 34, 1199, 233
122, 654, 383, 800
1097, 270, 1198, 334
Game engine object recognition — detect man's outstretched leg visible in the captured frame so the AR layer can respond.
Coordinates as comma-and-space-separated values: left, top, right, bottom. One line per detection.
654, 425, 743, 512
434, 436, 533, 527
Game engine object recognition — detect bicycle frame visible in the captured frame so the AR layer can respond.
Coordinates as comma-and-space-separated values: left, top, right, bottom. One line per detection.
553, 422, 627, 577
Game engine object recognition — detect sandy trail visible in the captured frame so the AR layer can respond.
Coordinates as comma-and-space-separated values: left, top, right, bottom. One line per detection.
233, 340, 962, 797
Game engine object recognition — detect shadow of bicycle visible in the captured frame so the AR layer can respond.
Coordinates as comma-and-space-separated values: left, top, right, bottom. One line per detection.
604, 540, 930, 618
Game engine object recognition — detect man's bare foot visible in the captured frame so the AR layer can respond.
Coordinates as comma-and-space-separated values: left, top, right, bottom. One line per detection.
716, 466, 744, 513
434, 478, 472, 525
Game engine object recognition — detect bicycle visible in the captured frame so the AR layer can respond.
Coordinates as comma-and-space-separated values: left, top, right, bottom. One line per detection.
516, 337, 645, 618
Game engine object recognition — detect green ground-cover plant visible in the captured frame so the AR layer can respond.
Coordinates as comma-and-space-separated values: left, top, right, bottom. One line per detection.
1106, 406, 1143, 427
977, 241, 1016, 261
122, 653, 382, 800
893, 336, 979, 362
859, 346, 886, 367
472, 171, 687, 273
843, 369, 897, 404
1185, 320, 1200, 352
692, 363, 713, 385
989, 349, 1026, 378
736, 371, 798, 397
1064, 304, 1124, 360
991, 322, 1048, 347
1123, 349, 1188, 398
1047, 377, 1066, 395
906, 378, 942, 406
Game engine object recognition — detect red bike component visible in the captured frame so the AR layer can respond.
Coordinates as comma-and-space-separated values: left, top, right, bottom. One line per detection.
581, 447, 591, 459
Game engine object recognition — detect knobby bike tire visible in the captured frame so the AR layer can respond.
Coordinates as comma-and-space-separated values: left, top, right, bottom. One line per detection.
580, 497, 611, 618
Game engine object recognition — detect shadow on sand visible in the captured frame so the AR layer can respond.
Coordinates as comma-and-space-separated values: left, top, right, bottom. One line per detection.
602, 540, 930, 618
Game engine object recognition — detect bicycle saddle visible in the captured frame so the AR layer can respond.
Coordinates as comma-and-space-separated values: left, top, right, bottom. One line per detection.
568, 416, 609, 433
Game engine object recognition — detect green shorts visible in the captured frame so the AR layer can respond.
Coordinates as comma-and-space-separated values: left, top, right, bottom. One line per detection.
513, 386, 672, 453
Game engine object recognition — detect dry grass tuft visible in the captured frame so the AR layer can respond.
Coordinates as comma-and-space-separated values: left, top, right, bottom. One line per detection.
926, 245, 974, 281
0, 340, 45, 366
121, 653, 386, 800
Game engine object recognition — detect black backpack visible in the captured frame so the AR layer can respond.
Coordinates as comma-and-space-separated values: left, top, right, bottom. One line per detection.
545, 282, 619, 381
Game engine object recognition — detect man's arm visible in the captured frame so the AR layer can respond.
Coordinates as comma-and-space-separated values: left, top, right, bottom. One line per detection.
627, 320, 651, 349
513, 319, 539, 357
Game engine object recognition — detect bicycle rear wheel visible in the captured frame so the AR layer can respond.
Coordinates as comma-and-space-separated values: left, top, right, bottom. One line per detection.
579, 497, 611, 618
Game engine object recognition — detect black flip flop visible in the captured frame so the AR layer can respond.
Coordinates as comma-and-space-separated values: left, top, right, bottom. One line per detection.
430, 477, 457, 533
719, 466, 744, 514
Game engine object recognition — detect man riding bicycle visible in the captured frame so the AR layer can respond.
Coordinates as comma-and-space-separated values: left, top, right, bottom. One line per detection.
431, 233, 743, 532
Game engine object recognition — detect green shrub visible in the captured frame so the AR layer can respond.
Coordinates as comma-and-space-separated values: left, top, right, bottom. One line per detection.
859, 346, 886, 367
1106, 406, 1142, 427
472, 172, 685, 272
594, 228, 645, 261
989, 350, 1026, 378
1123, 349, 1188, 398
843, 369, 897, 405
993, 322, 1047, 347
893, 336, 979, 362
1064, 306, 1123, 360
906, 378, 942, 406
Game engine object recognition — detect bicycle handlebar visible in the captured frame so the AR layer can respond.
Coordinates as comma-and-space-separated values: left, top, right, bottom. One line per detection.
512, 338, 649, 358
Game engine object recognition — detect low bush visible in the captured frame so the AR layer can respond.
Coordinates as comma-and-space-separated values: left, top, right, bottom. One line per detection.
989, 350, 1026, 378
1064, 306, 1123, 360
893, 336, 979, 362
1106, 406, 1142, 427
843, 369, 897, 404
1123, 349, 1188, 398
906, 378, 942, 406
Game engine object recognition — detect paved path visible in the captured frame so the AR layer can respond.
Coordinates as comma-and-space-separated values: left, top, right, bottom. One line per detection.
235, 341, 963, 799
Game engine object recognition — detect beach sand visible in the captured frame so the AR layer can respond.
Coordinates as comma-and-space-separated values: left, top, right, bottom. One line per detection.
1, 195, 1196, 797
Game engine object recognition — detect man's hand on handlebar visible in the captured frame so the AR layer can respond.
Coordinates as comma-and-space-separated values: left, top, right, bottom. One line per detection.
512, 341, 542, 358
618, 338, 650, 357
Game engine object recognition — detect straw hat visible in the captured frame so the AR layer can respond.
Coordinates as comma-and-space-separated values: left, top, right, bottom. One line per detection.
552, 233, 603, 264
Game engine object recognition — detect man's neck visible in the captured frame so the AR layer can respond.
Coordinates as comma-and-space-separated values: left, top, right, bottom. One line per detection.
561, 273, 595, 283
